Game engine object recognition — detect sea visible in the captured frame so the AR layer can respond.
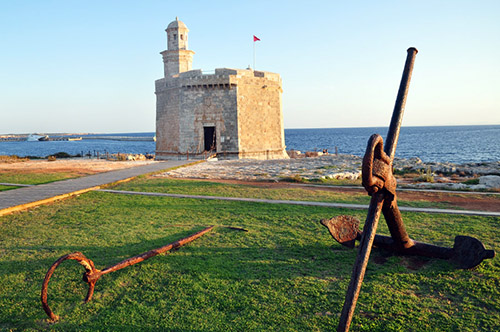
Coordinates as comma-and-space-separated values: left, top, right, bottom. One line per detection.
0, 125, 498, 164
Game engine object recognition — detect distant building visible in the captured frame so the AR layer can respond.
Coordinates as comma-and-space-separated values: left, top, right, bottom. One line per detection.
155, 18, 288, 160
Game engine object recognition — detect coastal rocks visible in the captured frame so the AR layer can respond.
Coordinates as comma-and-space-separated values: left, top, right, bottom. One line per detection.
408, 175, 500, 190
305, 151, 324, 158
287, 150, 302, 158
158, 154, 362, 182
393, 160, 500, 177
126, 154, 147, 161
106, 153, 147, 161
479, 175, 500, 189
322, 171, 361, 180
287, 150, 329, 158
157, 153, 499, 191
412, 182, 487, 191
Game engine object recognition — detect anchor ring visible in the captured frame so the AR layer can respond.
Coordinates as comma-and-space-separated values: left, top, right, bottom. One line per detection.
40, 252, 99, 321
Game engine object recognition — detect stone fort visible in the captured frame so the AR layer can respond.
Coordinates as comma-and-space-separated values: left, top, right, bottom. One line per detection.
155, 18, 288, 160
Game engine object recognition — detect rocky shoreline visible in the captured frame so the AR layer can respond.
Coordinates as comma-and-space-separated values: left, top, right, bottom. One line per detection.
159, 154, 500, 190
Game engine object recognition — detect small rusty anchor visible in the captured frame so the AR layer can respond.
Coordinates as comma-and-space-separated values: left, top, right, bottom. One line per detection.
41, 226, 214, 321
320, 48, 495, 332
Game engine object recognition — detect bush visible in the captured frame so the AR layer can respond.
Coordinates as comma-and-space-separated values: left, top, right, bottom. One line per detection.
462, 178, 480, 185
416, 167, 434, 183
0, 155, 29, 163
49, 152, 73, 159
280, 174, 306, 183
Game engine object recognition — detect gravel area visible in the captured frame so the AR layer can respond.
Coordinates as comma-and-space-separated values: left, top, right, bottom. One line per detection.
157, 155, 500, 190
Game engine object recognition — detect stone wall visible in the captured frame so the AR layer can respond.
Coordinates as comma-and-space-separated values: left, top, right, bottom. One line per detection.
179, 83, 238, 155
155, 68, 288, 160
155, 78, 180, 155
236, 70, 287, 159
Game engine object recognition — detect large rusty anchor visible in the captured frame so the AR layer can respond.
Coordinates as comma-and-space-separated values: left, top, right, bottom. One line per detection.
323, 134, 495, 268
41, 226, 214, 321
320, 48, 495, 332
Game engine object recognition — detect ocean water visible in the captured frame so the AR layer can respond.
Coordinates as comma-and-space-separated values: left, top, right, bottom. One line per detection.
0, 133, 156, 159
285, 125, 500, 164
0, 126, 498, 164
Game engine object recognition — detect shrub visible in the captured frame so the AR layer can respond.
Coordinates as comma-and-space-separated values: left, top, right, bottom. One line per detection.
462, 178, 480, 185
49, 152, 73, 159
416, 167, 434, 183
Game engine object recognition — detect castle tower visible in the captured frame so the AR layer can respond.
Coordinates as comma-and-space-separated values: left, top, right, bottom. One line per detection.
161, 17, 195, 78
155, 19, 288, 160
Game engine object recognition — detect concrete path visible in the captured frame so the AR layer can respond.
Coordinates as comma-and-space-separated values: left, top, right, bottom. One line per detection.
289, 183, 500, 196
0, 160, 191, 216
98, 189, 500, 217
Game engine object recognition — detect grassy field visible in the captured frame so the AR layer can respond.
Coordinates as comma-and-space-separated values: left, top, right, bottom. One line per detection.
0, 185, 499, 331
0, 184, 20, 191
0, 172, 79, 186
110, 177, 477, 210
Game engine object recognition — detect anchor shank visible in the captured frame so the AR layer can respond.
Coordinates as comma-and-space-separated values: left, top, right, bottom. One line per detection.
338, 47, 418, 332
338, 193, 384, 332
384, 47, 418, 159
100, 226, 214, 276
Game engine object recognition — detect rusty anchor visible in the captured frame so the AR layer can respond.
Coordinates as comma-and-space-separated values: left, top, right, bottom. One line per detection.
321, 215, 495, 269
41, 226, 214, 321
320, 48, 495, 332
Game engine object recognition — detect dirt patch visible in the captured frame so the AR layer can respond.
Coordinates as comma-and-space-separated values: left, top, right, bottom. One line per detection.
154, 177, 500, 212
0, 159, 157, 175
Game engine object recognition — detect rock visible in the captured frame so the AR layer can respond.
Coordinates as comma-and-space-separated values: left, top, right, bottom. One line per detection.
479, 175, 500, 188
305, 151, 323, 158
287, 150, 302, 158
323, 171, 361, 180
126, 154, 147, 161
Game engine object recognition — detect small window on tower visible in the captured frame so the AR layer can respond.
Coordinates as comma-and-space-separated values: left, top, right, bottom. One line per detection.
174, 34, 177, 39
180, 34, 184, 40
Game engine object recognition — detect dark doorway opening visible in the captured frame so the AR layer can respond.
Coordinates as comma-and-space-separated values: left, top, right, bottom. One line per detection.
204, 126, 216, 152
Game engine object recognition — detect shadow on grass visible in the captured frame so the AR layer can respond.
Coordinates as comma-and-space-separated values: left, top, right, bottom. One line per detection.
0, 242, 486, 332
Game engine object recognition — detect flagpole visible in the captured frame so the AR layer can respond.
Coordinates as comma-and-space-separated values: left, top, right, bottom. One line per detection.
253, 35, 260, 70
253, 38, 256, 70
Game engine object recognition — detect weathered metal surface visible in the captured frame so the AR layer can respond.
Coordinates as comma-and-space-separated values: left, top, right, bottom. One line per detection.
337, 47, 418, 332
321, 216, 360, 248
361, 134, 396, 196
322, 215, 495, 269
337, 193, 385, 332
453, 235, 495, 269
41, 226, 214, 321
328, 47, 495, 332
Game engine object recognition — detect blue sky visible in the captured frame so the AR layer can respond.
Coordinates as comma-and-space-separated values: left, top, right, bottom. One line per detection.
1, 0, 498, 133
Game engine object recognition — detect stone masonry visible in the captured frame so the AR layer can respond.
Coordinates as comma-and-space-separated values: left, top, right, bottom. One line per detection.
155, 18, 288, 160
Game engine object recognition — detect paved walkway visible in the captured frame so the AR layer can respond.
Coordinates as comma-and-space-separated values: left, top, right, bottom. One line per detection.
0, 160, 191, 216
2, 160, 498, 218
289, 183, 500, 196
98, 189, 500, 217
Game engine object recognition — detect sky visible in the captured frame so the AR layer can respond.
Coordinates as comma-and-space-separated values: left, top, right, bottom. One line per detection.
0, 0, 499, 133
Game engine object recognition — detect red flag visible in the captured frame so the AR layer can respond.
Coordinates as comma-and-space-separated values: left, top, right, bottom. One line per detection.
253, 35, 260, 42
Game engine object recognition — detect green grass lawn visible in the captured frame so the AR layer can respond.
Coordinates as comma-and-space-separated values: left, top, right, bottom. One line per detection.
0, 184, 20, 191
110, 177, 475, 210
0, 189, 498, 331
0, 172, 79, 186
